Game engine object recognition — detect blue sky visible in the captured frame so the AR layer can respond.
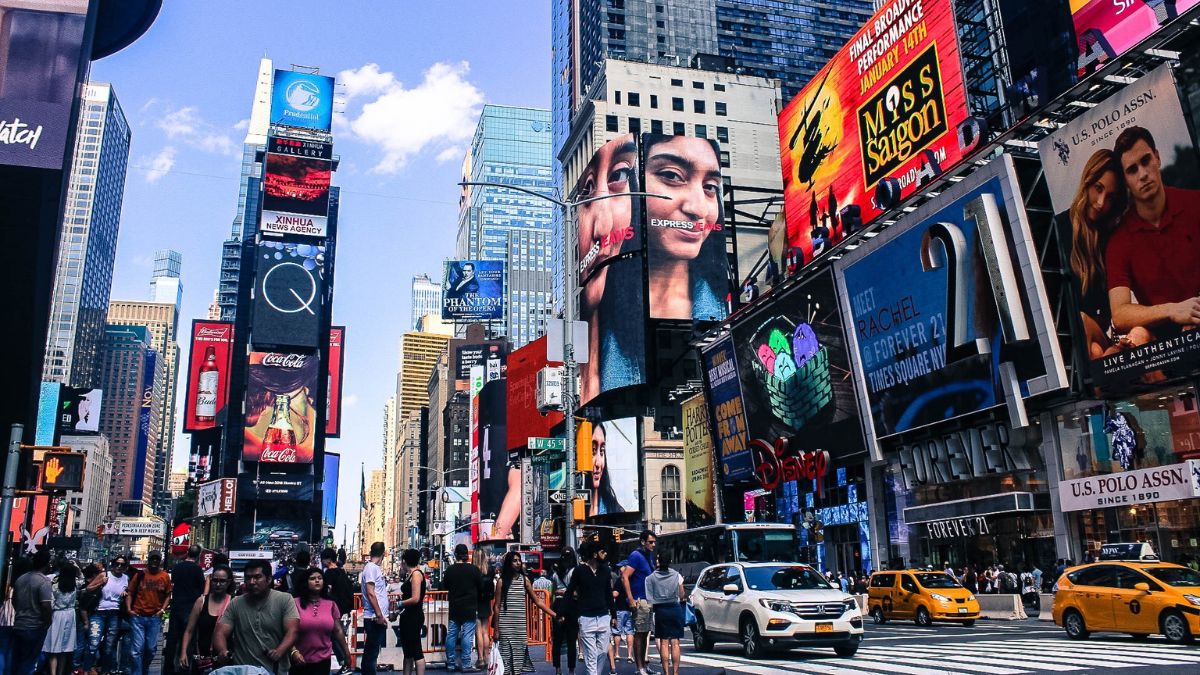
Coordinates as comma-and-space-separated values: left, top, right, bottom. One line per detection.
91, 0, 550, 543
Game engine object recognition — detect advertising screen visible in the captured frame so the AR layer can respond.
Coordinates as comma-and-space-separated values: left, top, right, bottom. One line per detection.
325, 327, 344, 436
1038, 65, 1200, 388
834, 155, 1066, 444
731, 272, 866, 480
506, 336, 564, 451
777, 0, 970, 270
580, 417, 639, 516
133, 351, 156, 500
243, 351, 320, 464
268, 135, 333, 160
640, 133, 731, 321
700, 336, 753, 482
238, 471, 315, 501
252, 239, 325, 349
35, 382, 59, 446
196, 478, 237, 517
477, 379, 517, 540
0, 3, 87, 169
1071, 1, 1199, 76
58, 386, 102, 434
574, 133, 643, 285
184, 321, 234, 432
442, 260, 504, 322
270, 70, 334, 132
681, 394, 716, 527
261, 152, 331, 237
455, 342, 507, 381
322, 452, 340, 528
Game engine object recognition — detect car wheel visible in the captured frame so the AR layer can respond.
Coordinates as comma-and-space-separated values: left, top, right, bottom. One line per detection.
741, 617, 765, 660
1063, 609, 1089, 640
1161, 610, 1193, 644
834, 644, 859, 657
962, 620, 976, 627
691, 613, 714, 653
870, 606, 887, 624
914, 606, 932, 627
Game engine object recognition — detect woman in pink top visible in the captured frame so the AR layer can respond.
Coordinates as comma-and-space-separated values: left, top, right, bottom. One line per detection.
290, 568, 350, 675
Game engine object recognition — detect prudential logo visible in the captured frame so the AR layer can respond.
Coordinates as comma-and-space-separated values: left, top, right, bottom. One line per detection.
285, 80, 321, 113
271, 70, 334, 132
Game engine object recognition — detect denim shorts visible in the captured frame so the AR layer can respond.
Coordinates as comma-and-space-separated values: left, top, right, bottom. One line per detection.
614, 610, 633, 636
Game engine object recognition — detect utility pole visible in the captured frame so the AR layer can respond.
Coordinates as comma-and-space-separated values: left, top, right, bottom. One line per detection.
0, 424, 25, 585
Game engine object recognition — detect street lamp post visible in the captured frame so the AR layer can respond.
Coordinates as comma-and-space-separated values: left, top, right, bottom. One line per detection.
458, 181, 669, 548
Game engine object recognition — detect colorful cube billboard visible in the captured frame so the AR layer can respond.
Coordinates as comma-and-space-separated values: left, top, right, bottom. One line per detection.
270, 70, 334, 132
243, 351, 320, 464
184, 321, 234, 432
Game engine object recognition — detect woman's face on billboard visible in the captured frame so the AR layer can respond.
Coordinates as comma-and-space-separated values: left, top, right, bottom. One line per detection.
645, 136, 721, 261
1086, 170, 1121, 222
591, 423, 607, 489
577, 135, 637, 293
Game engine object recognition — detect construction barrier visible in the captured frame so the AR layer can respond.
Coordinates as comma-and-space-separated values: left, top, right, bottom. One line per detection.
976, 593, 1028, 620
1038, 594, 1055, 621
347, 589, 552, 668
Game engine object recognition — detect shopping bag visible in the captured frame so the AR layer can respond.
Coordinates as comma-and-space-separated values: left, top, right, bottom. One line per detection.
487, 643, 505, 675
683, 603, 697, 627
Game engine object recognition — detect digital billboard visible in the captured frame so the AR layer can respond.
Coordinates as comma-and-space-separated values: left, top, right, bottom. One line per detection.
575, 133, 643, 285
640, 133, 731, 321
777, 0, 970, 270
184, 321, 234, 432
506, 336, 564, 451
59, 386, 102, 434
581, 417, 639, 517
1038, 65, 1200, 388
196, 478, 237, 517
322, 452, 340, 528
1072, 1, 1199, 77
270, 70, 334, 132
252, 239, 325, 349
238, 471, 315, 501
243, 351, 320, 464
477, 378, 516, 540
833, 155, 1066, 446
442, 260, 504, 322
731, 272, 866, 482
261, 151, 331, 238
325, 327, 345, 436
700, 336, 753, 482
268, 135, 333, 160
682, 393, 716, 527
0, 3, 87, 169
454, 342, 507, 381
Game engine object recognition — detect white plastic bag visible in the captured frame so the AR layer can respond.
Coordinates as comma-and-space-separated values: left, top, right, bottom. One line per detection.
487, 643, 505, 675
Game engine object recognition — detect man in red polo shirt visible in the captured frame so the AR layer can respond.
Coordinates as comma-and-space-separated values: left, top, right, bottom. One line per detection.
1105, 125, 1200, 336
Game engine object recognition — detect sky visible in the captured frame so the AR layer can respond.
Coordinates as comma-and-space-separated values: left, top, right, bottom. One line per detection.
91, 0, 551, 544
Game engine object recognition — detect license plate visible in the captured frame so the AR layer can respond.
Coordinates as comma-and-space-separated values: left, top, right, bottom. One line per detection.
958, 608, 968, 613
816, 622, 833, 633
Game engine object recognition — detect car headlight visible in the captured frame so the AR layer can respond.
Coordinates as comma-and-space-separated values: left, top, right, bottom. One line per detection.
967, 594, 977, 602
1184, 594, 1200, 607
759, 599, 794, 613
843, 598, 859, 613
929, 593, 951, 603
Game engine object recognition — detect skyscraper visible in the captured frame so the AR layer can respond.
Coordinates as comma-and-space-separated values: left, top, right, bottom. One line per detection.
43, 83, 131, 388
457, 105, 554, 347
98, 324, 164, 516
410, 273, 441, 331
149, 249, 183, 312
396, 329, 453, 419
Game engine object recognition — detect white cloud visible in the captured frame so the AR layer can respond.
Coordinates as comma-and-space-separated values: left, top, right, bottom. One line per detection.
338, 61, 484, 173
435, 146, 462, 164
144, 147, 176, 183
233, 118, 250, 131
342, 394, 359, 409
149, 103, 238, 157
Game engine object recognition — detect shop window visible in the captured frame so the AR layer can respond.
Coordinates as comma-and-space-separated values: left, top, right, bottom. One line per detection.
662, 465, 682, 521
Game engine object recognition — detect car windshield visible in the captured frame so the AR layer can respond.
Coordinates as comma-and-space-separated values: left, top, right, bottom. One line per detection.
1144, 567, 1200, 587
915, 573, 962, 589
743, 566, 832, 591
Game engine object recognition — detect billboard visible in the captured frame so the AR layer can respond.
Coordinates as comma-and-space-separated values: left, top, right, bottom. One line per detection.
477, 379, 516, 540
682, 393, 717, 527
1072, 1, 1199, 76
184, 321, 234, 432
0, 3, 87, 169
268, 135, 333, 160
455, 342, 507, 381
833, 155, 1067, 445
700, 336, 753, 482
133, 351, 156, 500
506, 336, 564, 451
261, 151, 331, 237
35, 382, 59, 446
575, 133, 643, 284
442, 259, 504, 322
1038, 65, 1200, 388
238, 471, 315, 501
777, 0, 970, 270
640, 133, 731, 321
325, 327, 345, 436
252, 239, 325, 348
322, 452, 340, 528
58, 386, 102, 434
196, 478, 237, 517
270, 70, 334, 132
583, 417, 639, 516
243, 351, 320, 464
731, 272, 867, 482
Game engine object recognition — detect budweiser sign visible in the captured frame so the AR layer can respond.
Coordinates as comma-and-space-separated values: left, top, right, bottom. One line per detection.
196, 326, 230, 339
262, 353, 308, 368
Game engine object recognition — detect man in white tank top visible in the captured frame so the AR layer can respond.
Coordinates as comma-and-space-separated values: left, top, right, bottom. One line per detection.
87, 556, 130, 675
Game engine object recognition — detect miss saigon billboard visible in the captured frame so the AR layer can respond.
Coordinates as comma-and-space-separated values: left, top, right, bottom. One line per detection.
778, 0, 970, 269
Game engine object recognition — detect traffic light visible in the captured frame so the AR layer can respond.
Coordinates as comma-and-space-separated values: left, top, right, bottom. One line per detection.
575, 420, 593, 473
41, 452, 85, 492
572, 497, 586, 521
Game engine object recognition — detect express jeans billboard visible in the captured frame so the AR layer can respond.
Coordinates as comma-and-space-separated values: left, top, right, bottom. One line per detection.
834, 156, 1066, 447
243, 351, 319, 464
1072, 0, 1199, 76
1038, 65, 1200, 388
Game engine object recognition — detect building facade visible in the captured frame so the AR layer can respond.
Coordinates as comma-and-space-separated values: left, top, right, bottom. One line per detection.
410, 273, 441, 331
43, 83, 131, 388
359, 468, 386, 556
382, 396, 398, 549
397, 330, 453, 419
61, 434, 113, 538
97, 325, 163, 517
149, 249, 183, 309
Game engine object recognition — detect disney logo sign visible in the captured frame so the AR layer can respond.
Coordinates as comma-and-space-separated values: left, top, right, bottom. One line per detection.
749, 437, 829, 493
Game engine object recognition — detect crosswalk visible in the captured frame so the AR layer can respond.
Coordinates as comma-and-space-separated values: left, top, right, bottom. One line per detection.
682, 638, 1200, 674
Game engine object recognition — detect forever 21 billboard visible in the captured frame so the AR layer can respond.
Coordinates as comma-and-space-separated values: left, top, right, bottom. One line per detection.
252, 239, 325, 349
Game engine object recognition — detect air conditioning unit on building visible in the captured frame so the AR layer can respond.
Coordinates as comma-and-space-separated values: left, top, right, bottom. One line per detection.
537, 366, 564, 413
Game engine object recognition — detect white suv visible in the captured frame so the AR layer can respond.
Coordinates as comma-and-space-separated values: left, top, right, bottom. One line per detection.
689, 562, 864, 659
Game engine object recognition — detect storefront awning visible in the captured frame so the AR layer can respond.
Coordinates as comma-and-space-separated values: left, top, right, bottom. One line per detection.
903, 492, 1051, 524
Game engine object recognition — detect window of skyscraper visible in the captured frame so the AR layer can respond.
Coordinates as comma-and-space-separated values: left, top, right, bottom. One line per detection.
714, 84, 726, 92
650, 94, 658, 108
629, 117, 640, 133
719, 151, 730, 168
606, 115, 618, 132
657, 35, 665, 44
615, 91, 621, 104
670, 78, 682, 87
716, 126, 729, 143
694, 100, 705, 114
651, 120, 663, 134
672, 97, 683, 111
715, 101, 727, 116
696, 124, 707, 138
673, 122, 685, 136
656, 4, 663, 12
656, 20, 664, 28
628, 92, 640, 107
692, 81, 703, 89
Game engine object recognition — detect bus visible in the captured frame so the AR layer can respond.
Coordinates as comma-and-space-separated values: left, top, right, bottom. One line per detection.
617, 523, 799, 586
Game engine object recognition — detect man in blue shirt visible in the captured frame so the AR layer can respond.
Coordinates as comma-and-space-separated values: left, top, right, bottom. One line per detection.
621, 530, 656, 675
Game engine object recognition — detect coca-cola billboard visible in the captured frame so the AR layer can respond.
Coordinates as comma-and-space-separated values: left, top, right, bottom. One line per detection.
184, 321, 234, 432
325, 327, 344, 437
243, 351, 320, 464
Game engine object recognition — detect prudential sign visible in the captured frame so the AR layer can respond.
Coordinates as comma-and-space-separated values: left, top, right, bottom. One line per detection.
270, 71, 334, 133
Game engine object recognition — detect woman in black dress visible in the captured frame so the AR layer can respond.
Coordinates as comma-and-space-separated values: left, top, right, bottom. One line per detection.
178, 565, 233, 674
397, 549, 426, 675
474, 550, 494, 669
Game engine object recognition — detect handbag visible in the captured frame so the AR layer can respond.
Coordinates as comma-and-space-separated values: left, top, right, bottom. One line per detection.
487, 643, 505, 675
683, 603, 696, 627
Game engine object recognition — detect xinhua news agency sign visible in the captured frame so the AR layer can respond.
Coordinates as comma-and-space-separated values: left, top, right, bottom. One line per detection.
1058, 461, 1200, 512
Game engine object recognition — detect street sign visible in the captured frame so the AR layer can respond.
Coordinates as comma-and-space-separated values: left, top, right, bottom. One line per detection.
528, 437, 565, 452
549, 490, 589, 504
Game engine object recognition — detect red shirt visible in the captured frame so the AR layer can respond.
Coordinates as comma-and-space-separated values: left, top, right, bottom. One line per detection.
1105, 186, 1200, 306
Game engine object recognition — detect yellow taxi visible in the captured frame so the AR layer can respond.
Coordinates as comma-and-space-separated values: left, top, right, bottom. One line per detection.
1053, 557, 1200, 643
867, 570, 981, 626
